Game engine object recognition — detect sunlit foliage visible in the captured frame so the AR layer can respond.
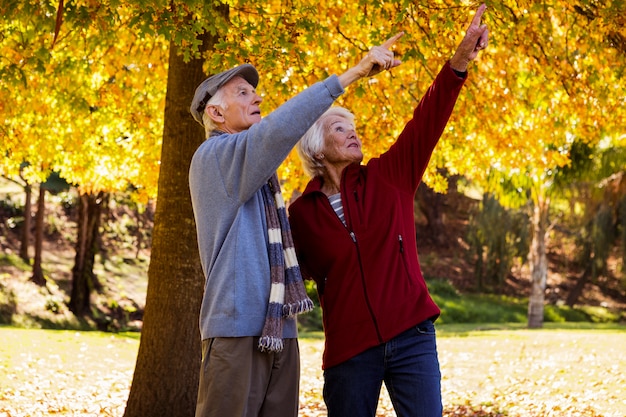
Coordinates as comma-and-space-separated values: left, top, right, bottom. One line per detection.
2, 0, 624, 200
0, 1, 168, 202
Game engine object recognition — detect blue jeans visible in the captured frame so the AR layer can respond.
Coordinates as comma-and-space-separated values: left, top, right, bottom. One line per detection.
323, 320, 442, 417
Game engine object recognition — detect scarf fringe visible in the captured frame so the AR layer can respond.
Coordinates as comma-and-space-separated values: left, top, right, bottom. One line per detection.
283, 299, 315, 317
258, 336, 285, 353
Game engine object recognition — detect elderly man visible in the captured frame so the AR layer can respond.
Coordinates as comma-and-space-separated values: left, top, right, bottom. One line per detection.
188, 34, 403, 417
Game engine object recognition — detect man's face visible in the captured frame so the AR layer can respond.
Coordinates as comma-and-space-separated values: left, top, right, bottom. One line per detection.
214, 76, 263, 133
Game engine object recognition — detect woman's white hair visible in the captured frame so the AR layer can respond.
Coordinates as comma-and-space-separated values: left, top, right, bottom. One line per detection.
297, 106, 355, 178
201, 87, 228, 136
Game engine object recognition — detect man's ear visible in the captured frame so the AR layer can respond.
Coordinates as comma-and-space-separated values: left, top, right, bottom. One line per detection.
206, 105, 224, 124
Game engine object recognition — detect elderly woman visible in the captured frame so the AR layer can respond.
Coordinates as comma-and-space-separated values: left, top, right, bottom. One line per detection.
288, 5, 489, 417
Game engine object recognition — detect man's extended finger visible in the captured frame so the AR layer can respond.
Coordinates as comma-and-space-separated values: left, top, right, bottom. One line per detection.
381, 32, 405, 49
470, 3, 487, 28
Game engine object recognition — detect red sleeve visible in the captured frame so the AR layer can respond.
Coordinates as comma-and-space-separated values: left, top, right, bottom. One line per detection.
376, 61, 466, 193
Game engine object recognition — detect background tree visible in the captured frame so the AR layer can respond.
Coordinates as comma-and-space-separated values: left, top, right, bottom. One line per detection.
17, 166, 32, 263
443, 0, 626, 327
105, 1, 243, 413
123, 37, 206, 415
1, 0, 167, 315
552, 139, 626, 306
1, 168, 33, 262
122, 25, 214, 417
466, 193, 530, 292
30, 183, 47, 286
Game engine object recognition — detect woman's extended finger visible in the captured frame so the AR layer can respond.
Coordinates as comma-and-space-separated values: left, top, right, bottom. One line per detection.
381, 32, 405, 50
470, 3, 487, 28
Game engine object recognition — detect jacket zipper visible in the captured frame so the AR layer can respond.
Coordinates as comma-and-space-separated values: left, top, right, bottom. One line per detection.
398, 234, 413, 285
342, 171, 382, 343
350, 229, 383, 343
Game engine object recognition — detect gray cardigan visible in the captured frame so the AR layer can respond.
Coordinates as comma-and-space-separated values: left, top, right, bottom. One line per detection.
189, 75, 344, 340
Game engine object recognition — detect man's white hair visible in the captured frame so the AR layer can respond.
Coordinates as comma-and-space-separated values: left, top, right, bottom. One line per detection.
202, 88, 228, 136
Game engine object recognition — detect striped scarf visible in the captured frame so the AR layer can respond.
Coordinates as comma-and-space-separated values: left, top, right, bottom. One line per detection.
258, 173, 314, 352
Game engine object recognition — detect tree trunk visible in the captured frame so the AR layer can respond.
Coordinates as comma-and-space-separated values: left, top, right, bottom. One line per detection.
68, 192, 104, 316
98, 193, 111, 265
123, 26, 218, 417
30, 185, 46, 286
527, 196, 550, 328
565, 263, 591, 307
19, 182, 32, 262
415, 182, 446, 246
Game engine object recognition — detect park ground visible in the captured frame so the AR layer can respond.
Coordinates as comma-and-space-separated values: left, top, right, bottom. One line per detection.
0, 326, 625, 417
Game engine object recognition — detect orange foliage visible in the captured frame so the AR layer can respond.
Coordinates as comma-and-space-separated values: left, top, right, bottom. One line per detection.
1, 0, 625, 200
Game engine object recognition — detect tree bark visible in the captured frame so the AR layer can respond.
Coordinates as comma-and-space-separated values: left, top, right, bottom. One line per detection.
565, 263, 591, 307
19, 182, 32, 262
123, 26, 218, 417
68, 192, 104, 316
30, 185, 46, 286
415, 182, 446, 246
527, 196, 550, 328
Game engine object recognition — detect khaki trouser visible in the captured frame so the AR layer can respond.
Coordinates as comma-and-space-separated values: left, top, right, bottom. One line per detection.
195, 337, 300, 417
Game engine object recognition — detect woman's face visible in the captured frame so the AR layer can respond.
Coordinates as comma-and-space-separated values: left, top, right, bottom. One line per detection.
322, 115, 363, 167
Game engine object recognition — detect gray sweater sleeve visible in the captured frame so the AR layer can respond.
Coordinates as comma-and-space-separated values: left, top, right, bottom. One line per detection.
190, 75, 344, 204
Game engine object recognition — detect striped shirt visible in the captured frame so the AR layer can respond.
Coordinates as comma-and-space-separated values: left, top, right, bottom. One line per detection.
328, 193, 346, 226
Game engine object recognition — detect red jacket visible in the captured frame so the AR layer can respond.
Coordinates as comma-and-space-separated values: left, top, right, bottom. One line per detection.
288, 62, 466, 369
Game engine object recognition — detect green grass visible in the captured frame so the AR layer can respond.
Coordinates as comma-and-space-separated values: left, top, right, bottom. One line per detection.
2, 266, 623, 332
426, 278, 626, 325
297, 278, 625, 334
436, 321, 626, 335
0, 253, 31, 271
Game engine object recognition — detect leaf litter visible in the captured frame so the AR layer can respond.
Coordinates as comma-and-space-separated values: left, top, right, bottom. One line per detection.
1, 329, 625, 417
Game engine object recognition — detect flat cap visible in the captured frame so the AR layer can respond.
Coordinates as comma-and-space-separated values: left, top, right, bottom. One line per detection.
190, 64, 259, 126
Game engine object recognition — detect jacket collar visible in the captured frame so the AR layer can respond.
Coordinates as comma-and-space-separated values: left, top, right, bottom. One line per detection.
301, 163, 362, 197
301, 176, 324, 197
